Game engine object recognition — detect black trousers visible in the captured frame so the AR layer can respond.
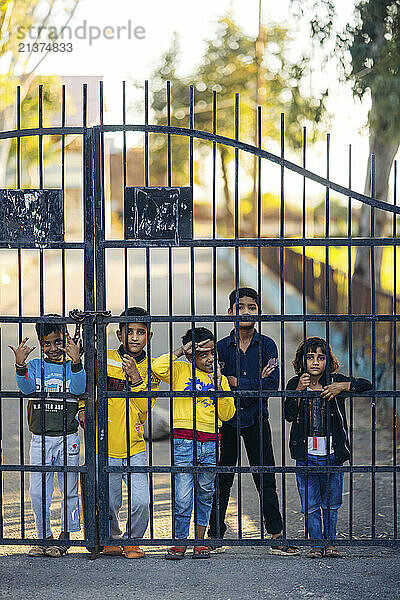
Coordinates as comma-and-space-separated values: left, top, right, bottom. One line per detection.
209, 417, 283, 537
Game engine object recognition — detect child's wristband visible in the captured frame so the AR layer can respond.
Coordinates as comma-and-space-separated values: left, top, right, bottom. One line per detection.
15, 363, 27, 369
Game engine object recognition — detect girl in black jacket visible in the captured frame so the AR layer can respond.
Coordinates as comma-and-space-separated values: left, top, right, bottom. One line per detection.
285, 337, 372, 558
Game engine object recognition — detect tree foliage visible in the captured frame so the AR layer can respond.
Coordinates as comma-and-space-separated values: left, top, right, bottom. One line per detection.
0, 0, 79, 186
293, 0, 400, 284
147, 14, 329, 227
306, 0, 400, 144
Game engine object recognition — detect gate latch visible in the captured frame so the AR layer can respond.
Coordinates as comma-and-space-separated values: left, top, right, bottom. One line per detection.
69, 310, 112, 354
69, 309, 112, 323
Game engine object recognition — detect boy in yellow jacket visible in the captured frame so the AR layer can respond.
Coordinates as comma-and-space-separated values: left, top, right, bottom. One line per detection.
151, 327, 235, 560
79, 307, 159, 559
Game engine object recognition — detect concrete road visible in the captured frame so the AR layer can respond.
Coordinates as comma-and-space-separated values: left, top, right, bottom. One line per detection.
1, 546, 400, 600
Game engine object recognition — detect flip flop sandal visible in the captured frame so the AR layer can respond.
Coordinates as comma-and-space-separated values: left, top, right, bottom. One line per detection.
306, 548, 325, 558
325, 548, 341, 558
192, 546, 211, 559
269, 536, 300, 556
28, 545, 46, 557
45, 545, 68, 558
165, 546, 186, 560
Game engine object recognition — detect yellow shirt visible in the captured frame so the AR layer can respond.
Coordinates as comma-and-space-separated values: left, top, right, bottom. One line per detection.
80, 348, 160, 458
151, 353, 235, 433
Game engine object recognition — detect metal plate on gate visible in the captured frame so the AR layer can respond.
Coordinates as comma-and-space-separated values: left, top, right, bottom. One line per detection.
124, 186, 193, 242
0, 189, 64, 243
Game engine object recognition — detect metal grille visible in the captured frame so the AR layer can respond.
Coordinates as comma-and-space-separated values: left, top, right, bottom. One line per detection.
0, 82, 398, 553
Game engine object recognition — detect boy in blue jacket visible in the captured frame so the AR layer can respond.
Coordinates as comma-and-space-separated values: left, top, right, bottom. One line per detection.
208, 288, 299, 555
9, 316, 86, 557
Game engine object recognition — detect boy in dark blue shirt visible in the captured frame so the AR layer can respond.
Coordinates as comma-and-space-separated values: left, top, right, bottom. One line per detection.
208, 287, 298, 555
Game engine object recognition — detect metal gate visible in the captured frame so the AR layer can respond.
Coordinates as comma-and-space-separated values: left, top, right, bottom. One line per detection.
0, 82, 399, 553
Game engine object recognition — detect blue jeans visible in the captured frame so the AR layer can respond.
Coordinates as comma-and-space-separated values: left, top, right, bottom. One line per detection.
296, 454, 343, 547
173, 439, 217, 540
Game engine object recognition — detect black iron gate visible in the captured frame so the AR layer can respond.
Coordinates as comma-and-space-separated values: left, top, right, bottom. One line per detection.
0, 82, 399, 552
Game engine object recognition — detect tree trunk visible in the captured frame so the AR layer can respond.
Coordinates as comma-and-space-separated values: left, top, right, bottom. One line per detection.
353, 98, 399, 287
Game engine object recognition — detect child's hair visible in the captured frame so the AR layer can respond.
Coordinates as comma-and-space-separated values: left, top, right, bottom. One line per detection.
35, 314, 63, 340
292, 337, 339, 375
118, 307, 148, 332
229, 287, 260, 310
181, 327, 214, 346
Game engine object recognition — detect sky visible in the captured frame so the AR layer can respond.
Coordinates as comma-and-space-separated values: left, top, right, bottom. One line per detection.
26, 0, 376, 199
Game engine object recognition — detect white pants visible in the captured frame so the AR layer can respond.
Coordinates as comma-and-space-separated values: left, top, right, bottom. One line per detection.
30, 433, 81, 538
108, 451, 150, 539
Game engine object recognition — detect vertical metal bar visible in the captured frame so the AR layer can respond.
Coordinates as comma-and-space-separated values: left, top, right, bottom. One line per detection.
257, 105, 265, 539
144, 80, 151, 543
144, 81, 149, 187
144, 83, 152, 541
348, 144, 354, 540
38, 85, 43, 190
233, 92, 242, 540
211, 90, 220, 538
167, 80, 172, 188
82, 83, 97, 549
168, 245, 175, 539
371, 154, 376, 539
146, 298, 153, 539
17, 85, 21, 187
122, 80, 133, 541
300, 125, 308, 545
94, 125, 107, 543
143, 244, 151, 556
16, 85, 25, 538
144, 77, 152, 541
94, 108, 109, 543
279, 112, 287, 540
38, 84, 47, 541
392, 160, 397, 541
99, 82, 111, 545
325, 133, 331, 543
122, 80, 128, 338
143, 79, 153, 540
166, 79, 176, 539
145, 247, 151, 541
189, 85, 198, 540
61, 84, 68, 540
302, 126, 307, 342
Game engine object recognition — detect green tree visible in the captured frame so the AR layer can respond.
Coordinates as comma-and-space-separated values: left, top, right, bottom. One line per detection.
145, 33, 192, 187
148, 14, 328, 234
294, 0, 400, 285
0, 0, 79, 187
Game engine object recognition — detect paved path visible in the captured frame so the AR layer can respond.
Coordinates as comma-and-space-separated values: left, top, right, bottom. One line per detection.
0, 547, 399, 600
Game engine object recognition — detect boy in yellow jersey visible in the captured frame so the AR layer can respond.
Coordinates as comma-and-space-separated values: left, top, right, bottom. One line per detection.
79, 307, 159, 559
151, 327, 235, 560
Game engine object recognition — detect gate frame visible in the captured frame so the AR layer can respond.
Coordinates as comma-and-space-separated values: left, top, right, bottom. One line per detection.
0, 81, 399, 549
